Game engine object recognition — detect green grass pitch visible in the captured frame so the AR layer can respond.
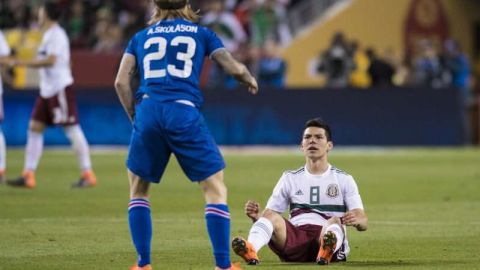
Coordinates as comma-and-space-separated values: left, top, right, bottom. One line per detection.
0, 148, 479, 269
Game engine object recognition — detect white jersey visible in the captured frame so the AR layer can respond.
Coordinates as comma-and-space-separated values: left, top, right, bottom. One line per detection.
0, 31, 11, 95
37, 24, 73, 98
265, 164, 364, 258
266, 164, 364, 226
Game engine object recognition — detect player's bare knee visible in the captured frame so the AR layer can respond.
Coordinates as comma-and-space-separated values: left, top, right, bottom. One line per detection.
29, 121, 45, 133
200, 171, 227, 204
262, 209, 283, 225
128, 171, 150, 198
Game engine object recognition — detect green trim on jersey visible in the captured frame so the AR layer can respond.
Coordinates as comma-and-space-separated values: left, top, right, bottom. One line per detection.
290, 203, 347, 213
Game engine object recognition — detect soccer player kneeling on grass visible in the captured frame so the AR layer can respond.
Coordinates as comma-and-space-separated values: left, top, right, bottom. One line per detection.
232, 118, 368, 266
114, 0, 258, 269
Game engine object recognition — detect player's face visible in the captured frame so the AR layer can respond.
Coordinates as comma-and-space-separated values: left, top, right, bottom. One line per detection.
301, 127, 333, 159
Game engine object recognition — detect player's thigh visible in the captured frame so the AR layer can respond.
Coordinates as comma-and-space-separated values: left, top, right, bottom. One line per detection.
31, 96, 51, 125
58, 86, 80, 125
164, 103, 225, 182
127, 100, 171, 183
269, 222, 322, 262
128, 170, 151, 198
46, 87, 79, 126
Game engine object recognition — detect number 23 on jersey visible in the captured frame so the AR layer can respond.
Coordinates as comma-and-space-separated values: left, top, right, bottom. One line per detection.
143, 36, 196, 79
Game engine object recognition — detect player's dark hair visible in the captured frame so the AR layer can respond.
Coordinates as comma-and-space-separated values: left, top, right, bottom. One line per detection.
304, 118, 332, 141
150, 0, 199, 24
42, 1, 62, 21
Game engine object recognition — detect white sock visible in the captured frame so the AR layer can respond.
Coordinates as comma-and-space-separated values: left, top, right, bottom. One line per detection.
64, 125, 92, 171
247, 217, 274, 253
24, 130, 44, 171
324, 223, 344, 253
0, 131, 6, 171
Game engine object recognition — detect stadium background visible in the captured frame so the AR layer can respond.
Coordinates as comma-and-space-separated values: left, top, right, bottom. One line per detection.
1, 0, 479, 147
1, 1, 480, 269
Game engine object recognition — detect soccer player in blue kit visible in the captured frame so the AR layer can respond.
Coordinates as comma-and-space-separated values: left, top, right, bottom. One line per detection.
114, 1, 258, 269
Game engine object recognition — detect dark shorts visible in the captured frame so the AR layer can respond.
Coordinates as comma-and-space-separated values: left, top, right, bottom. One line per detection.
31, 85, 79, 126
127, 98, 225, 183
269, 218, 347, 263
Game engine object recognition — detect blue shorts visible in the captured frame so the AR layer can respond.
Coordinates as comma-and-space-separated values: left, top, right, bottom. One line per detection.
127, 98, 225, 183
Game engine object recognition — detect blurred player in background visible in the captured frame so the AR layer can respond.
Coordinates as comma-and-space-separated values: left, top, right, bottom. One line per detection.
232, 118, 367, 266
6, 1, 97, 188
0, 30, 11, 184
114, 0, 258, 269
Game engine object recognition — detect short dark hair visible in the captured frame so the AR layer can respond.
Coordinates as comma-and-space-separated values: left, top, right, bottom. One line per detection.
42, 1, 62, 21
304, 118, 332, 141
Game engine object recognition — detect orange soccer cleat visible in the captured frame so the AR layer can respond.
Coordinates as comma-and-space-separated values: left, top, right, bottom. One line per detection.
215, 262, 242, 270
6, 170, 36, 188
232, 237, 259, 265
130, 264, 152, 270
72, 170, 97, 188
316, 231, 337, 265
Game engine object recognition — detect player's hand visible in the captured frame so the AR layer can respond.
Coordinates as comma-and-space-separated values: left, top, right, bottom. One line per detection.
246, 77, 258, 95
341, 209, 368, 231
341, 211, 358, 227
244, 200, 260, 222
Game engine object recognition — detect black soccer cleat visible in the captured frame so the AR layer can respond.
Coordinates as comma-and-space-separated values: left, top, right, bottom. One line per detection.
6, 173, 36, 188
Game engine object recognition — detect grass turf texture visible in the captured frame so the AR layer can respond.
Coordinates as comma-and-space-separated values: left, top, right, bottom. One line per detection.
0, 148, 479, 269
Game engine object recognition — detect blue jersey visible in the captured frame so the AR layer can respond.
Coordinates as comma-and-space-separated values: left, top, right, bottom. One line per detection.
125, 19, 224, 108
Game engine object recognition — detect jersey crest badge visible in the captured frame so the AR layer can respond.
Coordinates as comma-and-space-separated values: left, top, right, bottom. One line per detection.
326, 184, 339, 198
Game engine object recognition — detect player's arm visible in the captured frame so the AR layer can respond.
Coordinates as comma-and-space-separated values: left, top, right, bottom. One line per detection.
115, 53, 137, 122
211, 49, 258, 94
11, 55, 56, 68
342, 208, 368, 231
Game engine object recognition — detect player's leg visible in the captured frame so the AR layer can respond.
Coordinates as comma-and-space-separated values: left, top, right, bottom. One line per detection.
7, 119, 45, 188
127, 98, 171, 270
128, 170, 153, 270
164, 102, 233, 269
0, 98, 5, 183
64, 124, 96, 187
232, 209, 286, 264
0, 126, 5, 184
199, 171, 233, 270
316, 217, 345, 265
51, 86, 96, 187
252, 209, 286, 252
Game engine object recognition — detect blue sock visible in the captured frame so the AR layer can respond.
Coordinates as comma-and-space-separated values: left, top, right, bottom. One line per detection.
205, 204, 231, 269
128, 198, 152, 267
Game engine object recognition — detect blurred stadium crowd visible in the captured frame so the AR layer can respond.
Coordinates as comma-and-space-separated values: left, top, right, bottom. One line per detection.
315, 31, 471, 94
0, 0, 475, 94
0, 0, 294, 89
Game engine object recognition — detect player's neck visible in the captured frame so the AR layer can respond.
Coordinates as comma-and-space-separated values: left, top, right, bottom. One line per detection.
305, 158, 329, 175
42, 20, 56, 31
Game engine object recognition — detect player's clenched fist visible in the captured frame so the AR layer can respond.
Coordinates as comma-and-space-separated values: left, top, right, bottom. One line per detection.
245, 200, 260, 222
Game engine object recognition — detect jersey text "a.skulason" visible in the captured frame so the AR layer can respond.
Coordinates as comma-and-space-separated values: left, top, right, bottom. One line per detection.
147, 24, 198, 35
